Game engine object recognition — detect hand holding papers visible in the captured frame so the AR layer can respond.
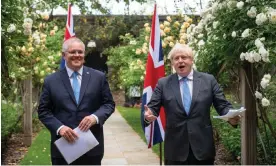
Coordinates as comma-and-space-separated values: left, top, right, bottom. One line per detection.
213, 107, 246, 121
54, 127, 99, 164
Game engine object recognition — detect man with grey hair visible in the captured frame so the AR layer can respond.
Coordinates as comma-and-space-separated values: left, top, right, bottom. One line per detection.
144, 43, 240, 165
38, 37, 115, 165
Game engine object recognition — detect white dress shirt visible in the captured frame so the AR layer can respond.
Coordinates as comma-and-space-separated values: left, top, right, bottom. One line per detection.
178, 70, 194, 102
56, 64, 99, 135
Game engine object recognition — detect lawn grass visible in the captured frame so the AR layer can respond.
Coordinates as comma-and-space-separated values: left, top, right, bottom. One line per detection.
116, 106, 164, 159
20, 128, 51, 165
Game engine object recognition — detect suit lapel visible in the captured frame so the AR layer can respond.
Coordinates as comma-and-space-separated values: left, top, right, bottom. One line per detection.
78, 66, 91, 105
169, 74, 185, 111
190, 71, 201, 112
60, 68, 77, 105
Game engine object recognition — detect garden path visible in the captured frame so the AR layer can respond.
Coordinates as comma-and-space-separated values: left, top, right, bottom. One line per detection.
102, 109, 160, 165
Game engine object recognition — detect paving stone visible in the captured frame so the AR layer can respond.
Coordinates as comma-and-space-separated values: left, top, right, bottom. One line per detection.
102, 109, 159, 165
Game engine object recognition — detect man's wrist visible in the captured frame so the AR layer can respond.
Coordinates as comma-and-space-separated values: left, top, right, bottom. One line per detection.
91, 114, 99, 124
57, 125, 65, 135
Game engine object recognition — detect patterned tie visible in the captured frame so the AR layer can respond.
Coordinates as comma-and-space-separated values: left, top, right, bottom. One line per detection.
72, 71, 80, 104
182, 77, 191, 115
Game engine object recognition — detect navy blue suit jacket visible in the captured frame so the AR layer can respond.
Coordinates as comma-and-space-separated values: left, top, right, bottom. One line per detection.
38, 66, 115, 158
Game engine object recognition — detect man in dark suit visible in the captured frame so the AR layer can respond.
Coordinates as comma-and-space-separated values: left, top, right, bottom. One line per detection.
37, 37, 115, 165
144, 43, 240, 165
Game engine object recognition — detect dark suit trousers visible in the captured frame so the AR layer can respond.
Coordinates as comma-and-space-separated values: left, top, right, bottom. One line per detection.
165, 146, 214, 165
52, 154, 103, 165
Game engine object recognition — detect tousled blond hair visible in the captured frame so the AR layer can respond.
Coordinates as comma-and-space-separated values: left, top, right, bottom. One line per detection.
168, 43, 194, 61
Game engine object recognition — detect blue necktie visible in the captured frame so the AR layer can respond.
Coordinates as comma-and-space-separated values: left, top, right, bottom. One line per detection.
72, 71, 80, 104
182, 77, 191, 115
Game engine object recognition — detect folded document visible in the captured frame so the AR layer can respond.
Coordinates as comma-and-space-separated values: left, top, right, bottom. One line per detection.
213, 107, 246, 121
54, 127, 99, 164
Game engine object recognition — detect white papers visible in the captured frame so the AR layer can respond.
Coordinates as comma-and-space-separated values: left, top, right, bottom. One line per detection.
54, 127, 99, 164
213, 107, 246, 121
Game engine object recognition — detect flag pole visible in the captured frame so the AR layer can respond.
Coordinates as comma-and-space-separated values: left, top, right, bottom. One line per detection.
160, 142, 162, 165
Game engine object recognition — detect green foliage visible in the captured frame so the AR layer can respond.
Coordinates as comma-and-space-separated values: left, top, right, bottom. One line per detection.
211, 110, 241, 159
1, 101, 22, 140
105, 33, 148, 90
20, 128, 51, 165
257, 112, 276, 164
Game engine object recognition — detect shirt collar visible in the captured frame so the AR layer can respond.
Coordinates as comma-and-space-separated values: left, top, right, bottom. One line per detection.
178, 69, 193, 81
65, 63, 83, 77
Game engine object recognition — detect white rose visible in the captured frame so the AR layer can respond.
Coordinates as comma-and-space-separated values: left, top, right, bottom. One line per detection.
255, 91, 262, 99
247, 6, 257, 18
7, 24, 16, 33
245, 52, 254, 63
263, 74, 271, 81
231, 31, 237, 37
240, 52, 246, 61
23, 29, 32, 36
24, 18, 33, 24
198, 40, 205, 48
268, 10, 276, 24
53, 26, 58, 31
241, 28, 250, 38
34, 39, 40, 45
256, 13, 268, 25
252, 52, 261, 62
261, 98, 270, 107
258, 46, 269, 58
236, 1, 244, 9
213, 21, 219, 29
260, 79, 269, 89
254, 38, 263, 48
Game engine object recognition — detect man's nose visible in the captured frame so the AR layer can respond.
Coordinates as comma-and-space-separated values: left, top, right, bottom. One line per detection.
178, 58, 184, 62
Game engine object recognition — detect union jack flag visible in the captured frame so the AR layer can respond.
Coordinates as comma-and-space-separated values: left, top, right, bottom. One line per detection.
60, 3, 75, 69
141, 4, 166, 148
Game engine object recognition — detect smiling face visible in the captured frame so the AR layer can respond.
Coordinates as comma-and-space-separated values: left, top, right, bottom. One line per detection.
63, 39, 85, 71
169, 44, 194, 77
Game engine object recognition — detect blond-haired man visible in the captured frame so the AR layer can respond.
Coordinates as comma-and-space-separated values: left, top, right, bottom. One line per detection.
144, 43, 239, 165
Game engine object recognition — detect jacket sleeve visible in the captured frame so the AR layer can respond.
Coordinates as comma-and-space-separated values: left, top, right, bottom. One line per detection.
37, 77, 63, 134
92, 75, 115, 126
211, 75, 233, 116
147, 79, 163, 117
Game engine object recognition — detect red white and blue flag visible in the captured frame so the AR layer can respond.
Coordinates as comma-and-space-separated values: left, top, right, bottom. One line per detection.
60, 3, 75, 69
141, 4, 166, 148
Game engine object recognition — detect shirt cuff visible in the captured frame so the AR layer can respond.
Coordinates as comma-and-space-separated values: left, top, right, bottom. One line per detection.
144, 117, 151, 124
91, 114, 99, 124
56, 125, 64, 135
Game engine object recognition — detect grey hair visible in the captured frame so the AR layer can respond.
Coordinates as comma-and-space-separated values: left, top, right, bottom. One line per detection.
168, 43, 194, 61
62, 37, 85, 52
